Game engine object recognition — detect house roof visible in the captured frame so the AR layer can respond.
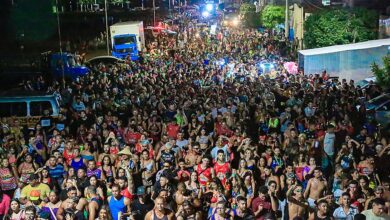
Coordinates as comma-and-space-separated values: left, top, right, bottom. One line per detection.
299, 38, 390, 56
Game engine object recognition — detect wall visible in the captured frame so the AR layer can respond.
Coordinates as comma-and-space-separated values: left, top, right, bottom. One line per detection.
301, 45, 389, 81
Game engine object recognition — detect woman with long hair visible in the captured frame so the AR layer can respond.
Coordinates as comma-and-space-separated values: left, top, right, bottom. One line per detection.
303, 157, 317, 181
40, 168, 55, 190
17, 154, 38, 184
5, 199, 24, 220
96, 205, 112, 220
237, 159, 251, 178
140, 149, 155, 194
84, 175, 104, 199
0, 158, 18, 198
294, 153, 308, 183
99, 155, 116, 180
243, 149, 256, 171
196, 128, 213, 152
80, 142, 96, 162
185, 172, 201, 199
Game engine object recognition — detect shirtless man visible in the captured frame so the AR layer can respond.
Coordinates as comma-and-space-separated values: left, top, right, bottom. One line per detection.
288, 184, 310, 219
184, 143, 202, 168
145, 196, 175, 220
56, 186, 88, 220
304, 167, 327, 208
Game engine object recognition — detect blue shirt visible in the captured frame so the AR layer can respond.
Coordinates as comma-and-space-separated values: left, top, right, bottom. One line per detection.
109, 196, 127, 220
48, 164, 65, 179
333, 206, 359, 220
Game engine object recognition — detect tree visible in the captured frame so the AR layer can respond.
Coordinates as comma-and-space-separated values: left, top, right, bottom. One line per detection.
261, 5, 285, 29
239, 3, 261, 28
10, 0, 57, 42
304, 8, 378, 49
371, 55, 390, 90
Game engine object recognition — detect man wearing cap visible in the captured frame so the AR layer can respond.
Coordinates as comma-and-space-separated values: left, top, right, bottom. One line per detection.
20, 174, 50, 204
156, 143, 178, 168
131, 186, 154, 220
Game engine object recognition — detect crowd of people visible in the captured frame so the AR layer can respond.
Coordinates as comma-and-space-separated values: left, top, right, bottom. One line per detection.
0, 11, 389, 220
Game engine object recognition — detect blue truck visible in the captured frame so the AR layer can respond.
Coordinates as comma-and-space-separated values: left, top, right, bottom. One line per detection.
110, 21, 145, 60
41, 52, 89, 80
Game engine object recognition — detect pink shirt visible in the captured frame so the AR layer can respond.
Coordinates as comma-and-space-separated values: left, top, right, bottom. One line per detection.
0, 194, 10, 215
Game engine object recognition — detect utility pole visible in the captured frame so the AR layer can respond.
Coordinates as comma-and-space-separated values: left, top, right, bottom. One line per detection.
285, 0, 289, 40
104, 0, 110, 55
55, 0, 65, 88
153, 0, 156, 26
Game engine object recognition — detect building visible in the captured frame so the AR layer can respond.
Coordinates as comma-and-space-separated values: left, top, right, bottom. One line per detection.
298, 38, 390, 81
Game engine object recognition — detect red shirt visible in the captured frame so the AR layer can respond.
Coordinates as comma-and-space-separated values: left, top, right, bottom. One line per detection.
215, 122, 233, 137
166, 123, 180, 139
214, 162, 231, 186
124, 131, 141, 144
251, 197, 272, 220
64, 150, 74, 165
121, 188, 134, 200
196, 164, 212, 186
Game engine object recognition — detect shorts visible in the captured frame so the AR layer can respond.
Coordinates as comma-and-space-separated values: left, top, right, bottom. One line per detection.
307, 198, 316, 208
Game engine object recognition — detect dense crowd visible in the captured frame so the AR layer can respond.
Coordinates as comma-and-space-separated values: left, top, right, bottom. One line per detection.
0, 13, 389, 220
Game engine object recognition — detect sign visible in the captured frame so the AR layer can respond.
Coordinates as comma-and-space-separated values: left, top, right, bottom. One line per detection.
322, 0, 330, 6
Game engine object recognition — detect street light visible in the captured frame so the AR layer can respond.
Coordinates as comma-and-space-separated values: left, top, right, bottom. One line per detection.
206, 3, 213, 11
202, 11, 210, 18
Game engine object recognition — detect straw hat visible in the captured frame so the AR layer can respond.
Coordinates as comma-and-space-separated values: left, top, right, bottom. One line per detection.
118, 147, 132, 156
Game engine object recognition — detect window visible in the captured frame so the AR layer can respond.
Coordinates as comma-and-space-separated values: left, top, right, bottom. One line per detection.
378, 102, 390, 111
30, 101, 53, 116
0, 102, 27, 117
114, 36, 136, 45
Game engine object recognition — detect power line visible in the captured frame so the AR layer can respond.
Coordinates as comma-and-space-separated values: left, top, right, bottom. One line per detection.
303, 0, 325, 10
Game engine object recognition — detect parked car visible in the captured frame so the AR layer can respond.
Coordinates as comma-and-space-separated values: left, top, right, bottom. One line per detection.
364, 93, 390, 129
356, 76, 376, 89
0, 91, 61, 129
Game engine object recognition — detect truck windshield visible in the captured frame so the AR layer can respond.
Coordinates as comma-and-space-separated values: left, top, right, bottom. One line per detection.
114, 36, 136, 45
67, 55, 76, 67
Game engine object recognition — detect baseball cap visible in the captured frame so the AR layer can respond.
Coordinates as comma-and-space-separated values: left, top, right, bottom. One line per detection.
165, 143, 172, 149
29, 174, 40, 181
136, 186, 145, 195
29, 190, 41, 201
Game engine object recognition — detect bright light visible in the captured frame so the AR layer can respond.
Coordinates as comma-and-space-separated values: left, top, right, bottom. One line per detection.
202, 11, 210, 17
223, 20, 228, 25
270, 64, 274, 68
195, 33, 200, 38
206, 4, 213, 11
232, 17, 239, 26
260, 64, 265, 69
219, 58, 225, 66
